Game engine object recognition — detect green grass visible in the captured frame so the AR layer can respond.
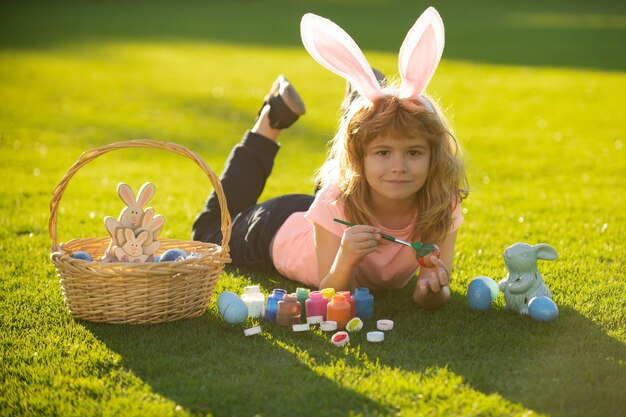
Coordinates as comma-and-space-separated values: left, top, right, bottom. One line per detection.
1, 0, 625, 416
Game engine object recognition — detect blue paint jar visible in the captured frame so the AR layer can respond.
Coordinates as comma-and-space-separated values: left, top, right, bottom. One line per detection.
353, 287, 374, 320
264, 289, 286, 323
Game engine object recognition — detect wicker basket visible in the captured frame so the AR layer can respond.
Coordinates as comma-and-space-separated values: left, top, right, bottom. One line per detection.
49, 139, 231, 324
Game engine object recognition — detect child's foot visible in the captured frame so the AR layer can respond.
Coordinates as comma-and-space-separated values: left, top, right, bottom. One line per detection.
259, 75, 306, 129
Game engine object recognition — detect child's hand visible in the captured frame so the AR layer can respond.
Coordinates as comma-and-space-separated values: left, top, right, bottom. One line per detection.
338, 225, 381, 265
415, 255, 450, 295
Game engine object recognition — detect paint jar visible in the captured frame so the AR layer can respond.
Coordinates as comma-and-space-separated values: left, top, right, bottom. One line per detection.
296, 287, 310, 318
321, 288, 335, 300
337, 290, 356, 318
264, 289, 286, 323
241, 285, 265, 318
276, 294, 302, 327
326, 295, 351, 330
353, 287, 374, 320
305, 291, 329, 320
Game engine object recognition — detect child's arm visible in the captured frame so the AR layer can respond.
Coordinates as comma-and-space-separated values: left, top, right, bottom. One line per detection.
413, 230, 457, 308
314, 222, 381, 291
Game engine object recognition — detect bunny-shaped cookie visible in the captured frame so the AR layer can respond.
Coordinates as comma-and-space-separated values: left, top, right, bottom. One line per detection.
301, 7, 444, 107
118, 182, 155, 228
133, 208, 165, 259
113, 228, 150, 263
499, 243, 558, 314
104, 182, 156, 238
102, 182, 166, 262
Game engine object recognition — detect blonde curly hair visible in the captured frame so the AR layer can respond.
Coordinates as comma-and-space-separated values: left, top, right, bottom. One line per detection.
316, 93, 469, 244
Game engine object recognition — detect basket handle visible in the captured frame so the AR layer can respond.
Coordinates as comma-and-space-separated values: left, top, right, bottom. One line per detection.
49, 139, 232, 252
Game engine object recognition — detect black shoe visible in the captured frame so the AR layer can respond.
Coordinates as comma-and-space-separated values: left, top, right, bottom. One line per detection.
259, 75, 306, 129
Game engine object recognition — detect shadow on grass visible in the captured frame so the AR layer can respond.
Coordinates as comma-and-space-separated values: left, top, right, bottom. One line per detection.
1, 0, 625, 72
86, 267, 626, 417
369, 288, 626, 417
84, 267, 390, 416
85, 316, 390, 416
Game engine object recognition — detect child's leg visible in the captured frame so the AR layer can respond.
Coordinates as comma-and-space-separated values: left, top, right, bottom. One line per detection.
192, 75, 305, 244
228, 193, 314, 273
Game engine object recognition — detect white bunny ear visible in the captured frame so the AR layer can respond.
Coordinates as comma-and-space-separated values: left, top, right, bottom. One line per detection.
124, 228, 135, 242
301, 13, 383, 103
142, 241, 161, 256
149, 215, 165, 230
136, 231, 149, 245
117, 183, 136, 206
398, 7, 445, 98
142, 208, 154, 225
136, 182, 155, 207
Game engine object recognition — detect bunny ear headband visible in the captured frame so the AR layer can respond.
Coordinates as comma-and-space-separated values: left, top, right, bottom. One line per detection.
301, 6, 444, 106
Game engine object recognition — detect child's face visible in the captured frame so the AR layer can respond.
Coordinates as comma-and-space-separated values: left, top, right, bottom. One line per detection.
363, 135, 430, 206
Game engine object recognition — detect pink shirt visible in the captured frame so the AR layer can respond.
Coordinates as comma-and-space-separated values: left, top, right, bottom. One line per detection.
271, 184, 463, 289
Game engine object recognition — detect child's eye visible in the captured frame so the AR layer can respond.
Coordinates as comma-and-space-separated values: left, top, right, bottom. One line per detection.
408, 150, 422, 157
376, 150, 389, 157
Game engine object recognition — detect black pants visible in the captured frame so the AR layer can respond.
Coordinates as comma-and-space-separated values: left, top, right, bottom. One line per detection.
192, 131, 314, 273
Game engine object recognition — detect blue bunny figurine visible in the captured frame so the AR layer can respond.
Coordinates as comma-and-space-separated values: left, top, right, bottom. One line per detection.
499, 243, 558, 315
